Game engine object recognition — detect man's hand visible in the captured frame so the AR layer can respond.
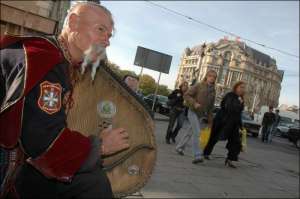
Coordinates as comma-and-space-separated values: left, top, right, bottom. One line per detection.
194, 102, 201, 110
100, 127, 130, 156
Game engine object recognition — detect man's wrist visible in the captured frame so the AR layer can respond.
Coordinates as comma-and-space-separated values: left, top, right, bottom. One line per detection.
100, 144, 105, 155
99, 137, 105, 155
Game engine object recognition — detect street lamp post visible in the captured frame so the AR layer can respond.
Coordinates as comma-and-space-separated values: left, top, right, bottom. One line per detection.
251, 84, 261, 113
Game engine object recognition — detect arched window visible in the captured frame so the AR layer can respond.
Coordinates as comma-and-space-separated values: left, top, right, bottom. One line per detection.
231, 71, 239, 86
223, 51, 232, 66
236, 55, 241, 67
224, 51, 232, 60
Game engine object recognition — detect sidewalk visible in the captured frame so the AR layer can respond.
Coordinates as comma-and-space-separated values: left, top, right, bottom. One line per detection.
154, 112, 169, 122
136, 115, 299, 198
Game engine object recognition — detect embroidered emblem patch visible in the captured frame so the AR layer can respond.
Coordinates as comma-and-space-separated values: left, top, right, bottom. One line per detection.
38, 81, 62, 114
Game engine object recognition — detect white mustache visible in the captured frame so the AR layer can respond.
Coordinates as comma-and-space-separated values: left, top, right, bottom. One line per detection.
81, 44, 107, 81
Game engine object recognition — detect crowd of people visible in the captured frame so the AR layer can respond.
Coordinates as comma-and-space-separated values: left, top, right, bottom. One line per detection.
165, 70, 248, 168
165, 70, 284, 168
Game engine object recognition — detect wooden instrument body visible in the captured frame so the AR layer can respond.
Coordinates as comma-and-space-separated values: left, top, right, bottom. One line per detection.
67, 65, 156, 197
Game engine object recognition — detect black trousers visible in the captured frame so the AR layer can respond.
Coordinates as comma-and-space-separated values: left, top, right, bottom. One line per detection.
203, 118, 222, 156
165, 108, 184, 140
15, 163, 112, 199
226, 126, 242, 161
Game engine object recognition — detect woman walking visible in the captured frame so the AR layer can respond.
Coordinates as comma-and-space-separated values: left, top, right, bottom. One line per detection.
205, 81, 246, 168
165, 81, 189, 144
176, 70, 217, 164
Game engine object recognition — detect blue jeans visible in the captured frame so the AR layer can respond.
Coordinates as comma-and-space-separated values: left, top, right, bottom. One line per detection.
262, 124, 273, 143
166, 108, 186, 140
176, 110, 207, 159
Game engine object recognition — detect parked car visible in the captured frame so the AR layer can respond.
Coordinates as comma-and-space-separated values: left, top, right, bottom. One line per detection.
143, 94, 170, 115
276, 116, 294, 138
136, 90, 144, 99
287, 121, 300, 148
242, 112, 261, 137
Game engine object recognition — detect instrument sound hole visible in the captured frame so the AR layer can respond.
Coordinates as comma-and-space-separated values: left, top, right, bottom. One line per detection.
98, 121, 111, 130
128, 165, 140, 176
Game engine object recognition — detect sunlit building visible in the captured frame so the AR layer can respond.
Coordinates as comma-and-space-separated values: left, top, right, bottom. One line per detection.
175, 38, 284, 112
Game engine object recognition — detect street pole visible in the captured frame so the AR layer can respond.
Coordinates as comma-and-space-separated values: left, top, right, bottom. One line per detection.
251, 86, 259, 113
139, 66, 144, 78
251, 93, 257, 113
137, 66, 144, 91
152, 72, 162, 111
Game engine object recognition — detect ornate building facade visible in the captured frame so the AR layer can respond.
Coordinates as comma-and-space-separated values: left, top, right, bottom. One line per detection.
175, 38, 284, 112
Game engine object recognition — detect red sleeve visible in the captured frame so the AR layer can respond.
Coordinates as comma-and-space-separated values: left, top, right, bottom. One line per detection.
26, 128, 91, 182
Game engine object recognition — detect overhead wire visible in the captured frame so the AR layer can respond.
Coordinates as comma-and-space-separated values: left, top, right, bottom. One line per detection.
146, 1, 299, 59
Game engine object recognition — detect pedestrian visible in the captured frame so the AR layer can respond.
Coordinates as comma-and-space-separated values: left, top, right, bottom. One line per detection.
123, 74, 144, 98
123, 74, 139, 92
272, 109, 281, 138
261, 106, 276, 143
0, 2, 130, 198
165, 81, 189, 144
175, 70, 217, 164
203, 81, 245, 168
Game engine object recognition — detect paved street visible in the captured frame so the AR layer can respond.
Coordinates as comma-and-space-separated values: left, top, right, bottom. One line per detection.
134, 113, 299, 198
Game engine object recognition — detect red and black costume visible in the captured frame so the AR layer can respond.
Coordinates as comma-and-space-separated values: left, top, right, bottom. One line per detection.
0, 35, 112, 198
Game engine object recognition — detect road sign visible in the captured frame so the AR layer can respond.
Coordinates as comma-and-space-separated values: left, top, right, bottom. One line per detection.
134, 46, 172, 74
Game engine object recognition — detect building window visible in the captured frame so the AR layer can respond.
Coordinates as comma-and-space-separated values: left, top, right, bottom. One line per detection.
242, 74, 248, 82
223, 51, 232, 67
219, 68, 228, 85
231, 71, 239, 85
224, 51, 232, 60
224, 59, 230, 67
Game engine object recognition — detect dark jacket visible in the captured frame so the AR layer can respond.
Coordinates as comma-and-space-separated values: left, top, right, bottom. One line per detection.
167, 89, 185, 110
262, 112, 276, 126
0, 35, 99, 182
214, 92, 244, 139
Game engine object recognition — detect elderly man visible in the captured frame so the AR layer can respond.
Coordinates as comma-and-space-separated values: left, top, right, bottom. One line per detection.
0, 2, 129, 198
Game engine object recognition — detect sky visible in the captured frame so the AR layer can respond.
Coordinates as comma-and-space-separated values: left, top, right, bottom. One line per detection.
98, 1, 299, 107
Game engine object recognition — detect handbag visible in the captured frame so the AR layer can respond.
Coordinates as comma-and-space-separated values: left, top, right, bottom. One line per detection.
240, 128, 247, 152
199, 127, 211, 149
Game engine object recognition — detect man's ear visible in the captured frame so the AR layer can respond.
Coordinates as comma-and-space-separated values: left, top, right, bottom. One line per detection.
68, 13, 79, 31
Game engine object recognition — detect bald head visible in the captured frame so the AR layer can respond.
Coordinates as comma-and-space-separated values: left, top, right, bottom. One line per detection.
59, 2, 114, 63
63, 2, 114, 31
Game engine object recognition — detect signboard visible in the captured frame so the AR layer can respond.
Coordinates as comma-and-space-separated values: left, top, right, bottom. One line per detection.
134, 46, 172, 74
